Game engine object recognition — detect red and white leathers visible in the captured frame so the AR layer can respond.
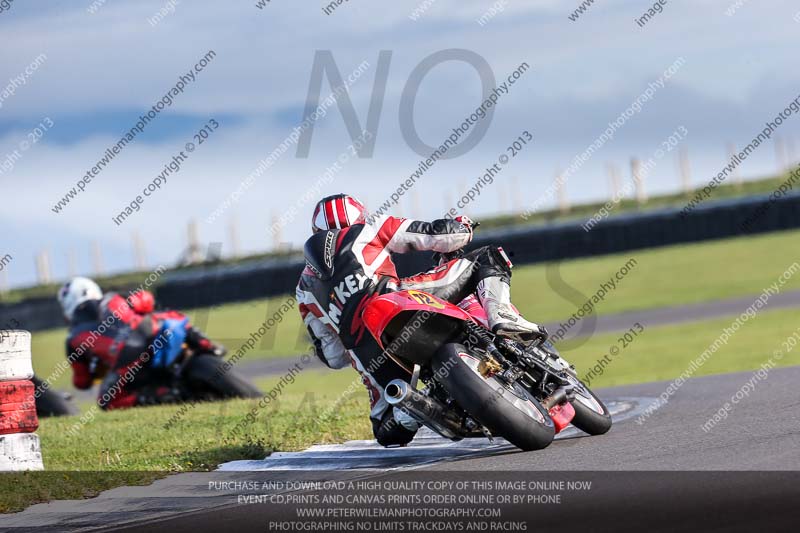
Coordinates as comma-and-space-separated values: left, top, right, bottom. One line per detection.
297, 214, 473, 355
66, 291, 220, 410
297, 214, 525, 446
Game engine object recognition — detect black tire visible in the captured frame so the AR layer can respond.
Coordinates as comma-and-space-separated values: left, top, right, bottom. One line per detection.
535, 342, 613, 436
184, 354, 262, 400
569, 382, 612, 436
32, 376, 80, 417
432, 343, 555, 451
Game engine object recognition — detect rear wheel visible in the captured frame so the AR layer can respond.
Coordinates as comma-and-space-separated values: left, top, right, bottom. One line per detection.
184, 354, 262, 400
432, 343, 555, 451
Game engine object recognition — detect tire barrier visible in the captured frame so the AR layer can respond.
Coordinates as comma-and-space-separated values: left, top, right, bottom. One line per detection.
0, 433, 44, 472
0, 380, 38, 435
0, 330, 44, 471
0, 329, 34, 381
3, 192, 800, 331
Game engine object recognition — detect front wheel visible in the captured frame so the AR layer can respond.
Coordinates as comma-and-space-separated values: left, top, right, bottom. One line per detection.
432, 343, 555, 451
569, 380, 612, 435
184, 354, 262, 400
32, 376, 79, 417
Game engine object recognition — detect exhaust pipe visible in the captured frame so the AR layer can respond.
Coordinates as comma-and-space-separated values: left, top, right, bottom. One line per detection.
541, 386, 576, 410
385, 380, 469, 440
385, 381, 407, 404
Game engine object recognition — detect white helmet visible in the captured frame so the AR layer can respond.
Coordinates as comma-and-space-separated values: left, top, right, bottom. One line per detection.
57, 277, 103, 321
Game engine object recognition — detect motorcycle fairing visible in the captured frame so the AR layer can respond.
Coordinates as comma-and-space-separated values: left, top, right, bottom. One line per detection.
548, 402, 576, 434
152, 317, 189, 367
457, 294, 489, 329
363, 290, 475, 352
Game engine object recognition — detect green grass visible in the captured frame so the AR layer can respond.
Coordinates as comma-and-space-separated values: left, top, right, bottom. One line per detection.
1, 369, 372, 514
5, 306, 800, 513
511, 229, 800, 321
31, 228, 800, 390
565, 307, 800, 388
38, 370, 372, 472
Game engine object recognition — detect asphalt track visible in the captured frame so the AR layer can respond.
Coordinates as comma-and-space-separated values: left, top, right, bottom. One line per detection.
4, 366, 799, 532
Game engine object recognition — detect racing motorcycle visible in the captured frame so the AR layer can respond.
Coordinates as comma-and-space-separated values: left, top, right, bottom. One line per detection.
125, 315, 263, 405
50, 315, 262, 412
362, 244, 612, 452
31, 333, 262, 417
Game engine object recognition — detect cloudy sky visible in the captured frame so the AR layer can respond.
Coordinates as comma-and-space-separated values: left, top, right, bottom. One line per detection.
1, 0, 799, 288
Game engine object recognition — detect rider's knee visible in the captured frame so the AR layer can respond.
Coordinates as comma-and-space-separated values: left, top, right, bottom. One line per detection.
470, 245, 513, 281
489, 246, 513, 272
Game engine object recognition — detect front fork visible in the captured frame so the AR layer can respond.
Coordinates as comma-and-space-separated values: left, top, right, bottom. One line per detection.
464, 321, 508, 378
467, 322, 578, 431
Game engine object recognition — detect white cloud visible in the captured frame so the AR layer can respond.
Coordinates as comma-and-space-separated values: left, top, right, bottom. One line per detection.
1, 0, 799, 285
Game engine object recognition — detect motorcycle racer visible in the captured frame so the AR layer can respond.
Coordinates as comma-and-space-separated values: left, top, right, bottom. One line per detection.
58, 277, 223, 409
296, 194, 547, 447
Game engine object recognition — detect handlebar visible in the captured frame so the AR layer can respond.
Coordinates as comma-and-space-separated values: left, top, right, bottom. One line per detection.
432, 220, 480, 265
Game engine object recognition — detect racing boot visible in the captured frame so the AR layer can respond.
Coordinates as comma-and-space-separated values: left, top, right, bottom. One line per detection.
477, 277, 547, 342
374, 408, 419, 447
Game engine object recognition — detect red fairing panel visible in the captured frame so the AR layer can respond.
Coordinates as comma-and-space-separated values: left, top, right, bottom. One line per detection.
362, 290, 475, 349
457, 294, 489, 329
548, 402, 576, 434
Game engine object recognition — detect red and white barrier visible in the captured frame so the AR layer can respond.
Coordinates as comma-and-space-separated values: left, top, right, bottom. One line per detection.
0, 330, 43, 471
